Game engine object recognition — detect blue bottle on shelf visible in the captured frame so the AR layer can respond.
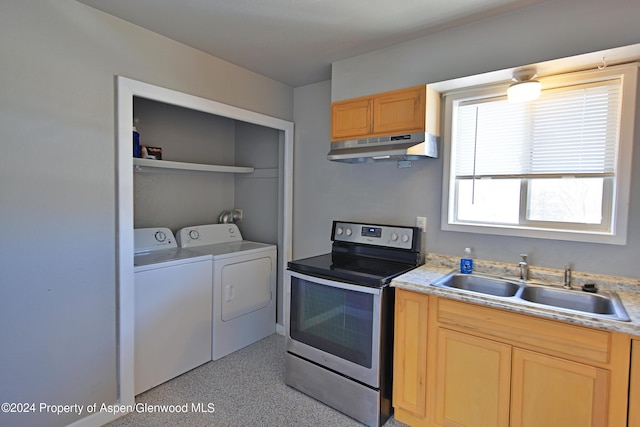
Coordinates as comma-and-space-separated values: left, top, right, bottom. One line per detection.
133, 125, 140, 158
460, 247, 474, 274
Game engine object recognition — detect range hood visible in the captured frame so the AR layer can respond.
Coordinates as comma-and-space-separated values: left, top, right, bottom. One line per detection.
327, 132, 438, 163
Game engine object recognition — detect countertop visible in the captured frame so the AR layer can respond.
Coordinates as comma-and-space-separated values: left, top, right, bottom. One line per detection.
391, 261, 640, 337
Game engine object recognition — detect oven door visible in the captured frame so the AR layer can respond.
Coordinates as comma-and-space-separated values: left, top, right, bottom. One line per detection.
286, 270, 382, 388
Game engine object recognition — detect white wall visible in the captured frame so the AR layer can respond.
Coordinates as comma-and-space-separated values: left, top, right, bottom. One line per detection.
294, 0, 640, 278
0, 1, 292, 426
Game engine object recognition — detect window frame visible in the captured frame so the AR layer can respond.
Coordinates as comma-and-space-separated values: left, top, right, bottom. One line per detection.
441, 63, 638, 245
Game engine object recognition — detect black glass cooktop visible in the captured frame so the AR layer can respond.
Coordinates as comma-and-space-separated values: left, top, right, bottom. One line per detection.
288, 253, 418, 288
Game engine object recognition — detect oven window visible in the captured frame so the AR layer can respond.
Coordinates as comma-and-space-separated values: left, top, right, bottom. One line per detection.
290, 277, 374, 368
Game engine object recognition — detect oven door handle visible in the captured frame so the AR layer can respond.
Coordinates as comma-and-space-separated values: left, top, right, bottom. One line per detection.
287, 270, 383, 295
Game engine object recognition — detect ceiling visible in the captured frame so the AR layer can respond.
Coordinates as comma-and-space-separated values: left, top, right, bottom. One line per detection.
77, 0, 544, 87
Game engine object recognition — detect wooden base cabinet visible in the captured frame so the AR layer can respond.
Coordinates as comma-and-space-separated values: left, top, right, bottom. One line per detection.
392, 290, 632, 427
434, 329, 511, 427
393, 290, 429, 424
510, 348, 609, 427
629, 339, 640, 426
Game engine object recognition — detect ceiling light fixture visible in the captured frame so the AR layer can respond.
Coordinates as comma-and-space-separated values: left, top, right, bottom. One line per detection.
507, 68, 541, 103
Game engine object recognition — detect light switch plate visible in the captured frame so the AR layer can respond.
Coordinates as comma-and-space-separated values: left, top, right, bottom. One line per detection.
416, 216, 427, 232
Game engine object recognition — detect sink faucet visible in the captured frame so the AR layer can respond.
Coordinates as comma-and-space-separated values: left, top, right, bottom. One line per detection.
563, 265, 572, 289
518, 254, 529, 281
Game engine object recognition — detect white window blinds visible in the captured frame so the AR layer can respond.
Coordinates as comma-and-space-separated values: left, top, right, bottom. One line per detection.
454, 79, 621, 178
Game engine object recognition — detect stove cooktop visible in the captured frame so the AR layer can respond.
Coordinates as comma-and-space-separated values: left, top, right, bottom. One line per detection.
287, 253, 419, 288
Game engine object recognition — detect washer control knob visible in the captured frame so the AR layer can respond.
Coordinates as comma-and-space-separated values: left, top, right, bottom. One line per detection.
345, 228, 352, 236
154, 231, 166, 242
391, 233, 398, 241
189, 230, 199, 240
336, 227, 344, 236
402, 234, 410, 243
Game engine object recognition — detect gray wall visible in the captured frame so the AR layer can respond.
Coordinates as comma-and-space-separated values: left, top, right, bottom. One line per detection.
133, 99, 282, 241
0, 1, 292, 426
235, 122, 281, 245
294, 0, 640, 278
331, 0, 640, 100
133, 97, 237, 231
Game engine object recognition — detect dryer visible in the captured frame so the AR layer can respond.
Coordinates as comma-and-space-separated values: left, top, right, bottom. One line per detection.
134, 227, 213, 394
177, 223, 277, 360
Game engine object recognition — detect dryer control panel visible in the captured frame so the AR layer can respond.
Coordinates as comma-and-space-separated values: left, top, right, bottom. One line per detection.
177, 223, 243, 247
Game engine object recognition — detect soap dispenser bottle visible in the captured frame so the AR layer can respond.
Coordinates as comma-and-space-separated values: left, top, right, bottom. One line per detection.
460, 247, 474, 274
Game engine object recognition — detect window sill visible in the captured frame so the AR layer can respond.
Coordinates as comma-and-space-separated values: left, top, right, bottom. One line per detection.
441, 221, 626, 246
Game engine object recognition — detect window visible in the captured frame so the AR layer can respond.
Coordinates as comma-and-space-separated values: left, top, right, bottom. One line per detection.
442, 64, 638, 244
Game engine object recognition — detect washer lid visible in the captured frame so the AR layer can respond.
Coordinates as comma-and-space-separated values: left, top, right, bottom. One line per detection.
134, 247, 206, 267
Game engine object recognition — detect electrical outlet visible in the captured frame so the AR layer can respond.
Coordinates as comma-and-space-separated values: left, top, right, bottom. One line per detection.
416, 216, 427, 232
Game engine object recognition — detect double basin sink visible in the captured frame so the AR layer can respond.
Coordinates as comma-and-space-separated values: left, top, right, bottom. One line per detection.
431, 271, 630, 322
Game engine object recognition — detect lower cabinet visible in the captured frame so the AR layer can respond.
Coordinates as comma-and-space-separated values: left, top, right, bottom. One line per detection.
393, 290, 632, 427
434, 329, 511, 427
393, 289, 429, 421
629, 339, 640, 426
510, 348, 609, 427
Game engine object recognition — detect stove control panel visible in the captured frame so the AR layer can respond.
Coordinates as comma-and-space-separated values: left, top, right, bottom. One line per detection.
333, 221, 419, 250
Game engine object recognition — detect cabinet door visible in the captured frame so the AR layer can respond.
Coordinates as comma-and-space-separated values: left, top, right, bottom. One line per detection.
372, 86, 425, 136
331, 98, 372, 140
628, 339, 640, 426
434, 328, 511, 427
511, 348, 609, 427
393, 290, 429, 418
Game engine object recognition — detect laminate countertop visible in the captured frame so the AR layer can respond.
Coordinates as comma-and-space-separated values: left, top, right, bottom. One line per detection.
391, 262, 640, 337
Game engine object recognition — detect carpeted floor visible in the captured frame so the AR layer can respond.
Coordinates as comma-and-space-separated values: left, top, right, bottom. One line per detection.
106, 333, 406, 427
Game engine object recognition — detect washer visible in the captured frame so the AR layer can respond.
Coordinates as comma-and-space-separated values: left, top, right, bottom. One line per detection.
134, 227, 213, 395
177, 223, 277, 360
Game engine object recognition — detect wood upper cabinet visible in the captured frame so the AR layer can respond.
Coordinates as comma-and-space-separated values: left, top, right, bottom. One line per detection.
372, 86, 425, 136
330, 85, 439, 142
392, 290, 632, 427
331, 98, 372, 140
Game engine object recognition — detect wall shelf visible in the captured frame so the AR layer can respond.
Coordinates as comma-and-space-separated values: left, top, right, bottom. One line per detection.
133, 157, 255, 174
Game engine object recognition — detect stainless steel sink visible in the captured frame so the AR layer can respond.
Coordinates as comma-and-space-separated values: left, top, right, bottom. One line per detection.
432, 272, 521, 297
431, 271, 630, 321
519, 285, 630, 321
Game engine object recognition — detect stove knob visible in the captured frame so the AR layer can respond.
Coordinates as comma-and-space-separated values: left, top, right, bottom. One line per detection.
189, 230, 199, 240
402, 234, 410, 243
391, 233, 398, 241
154, 231, 166, 242
336, 227, 344, 236
345, 228, 352, 236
